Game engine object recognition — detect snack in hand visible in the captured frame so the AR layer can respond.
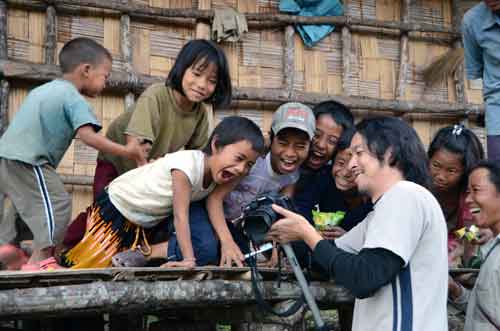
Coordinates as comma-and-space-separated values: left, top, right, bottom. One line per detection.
313, 210, 345, 231
455, 225, 480, 242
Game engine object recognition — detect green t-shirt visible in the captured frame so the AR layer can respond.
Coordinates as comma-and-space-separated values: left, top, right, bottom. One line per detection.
98, 84, 209, 175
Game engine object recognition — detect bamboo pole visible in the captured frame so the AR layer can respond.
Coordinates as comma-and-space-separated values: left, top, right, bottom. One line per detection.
0, 279, 353, 318
284, 25, 295, 97
44, 5, 57, 65
451, 1, 465, 105
341, 26, 351, 96
0, 59, 483, 116
120, 14, 136, 112
396, 0, 410, 100
4, 0, 460, 37
0, 0, 7, 60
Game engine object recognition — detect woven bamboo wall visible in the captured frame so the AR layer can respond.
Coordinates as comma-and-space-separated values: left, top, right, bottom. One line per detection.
1, 0, 485, 218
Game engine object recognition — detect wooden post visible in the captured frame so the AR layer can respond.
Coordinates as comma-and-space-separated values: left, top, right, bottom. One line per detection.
451, 0, 465, 105
284, 25, 295, 98
341, 26, 351, 96
0, 0, 7, 60
44, 5, 57, 65
396, 0, 410, 100
120, 14, 136, 111
0, 80, 7, 226
196, 0, 214, 131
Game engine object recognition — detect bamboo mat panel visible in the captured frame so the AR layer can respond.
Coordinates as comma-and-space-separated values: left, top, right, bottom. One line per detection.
465, 79, 483, 104
7, 8, 45, 63
215, 108, 273, 146
345, 34, 399, 100
220, 30, 283, 89
57, 15, 125, 71
294, 32, 343, 95
411, 118, 454, 147
403, 41, 453, 102
131, 21, 193, 76
409, 0, 452, 27
347, 0, 401, 21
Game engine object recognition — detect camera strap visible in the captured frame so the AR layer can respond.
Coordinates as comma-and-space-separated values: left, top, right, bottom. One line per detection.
247, 256, 305, 317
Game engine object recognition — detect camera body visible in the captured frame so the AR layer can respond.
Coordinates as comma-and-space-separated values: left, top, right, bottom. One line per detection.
240, 193, 295, 245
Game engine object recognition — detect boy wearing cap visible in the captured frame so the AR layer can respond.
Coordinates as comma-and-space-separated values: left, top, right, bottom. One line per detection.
205, 102, 316, 267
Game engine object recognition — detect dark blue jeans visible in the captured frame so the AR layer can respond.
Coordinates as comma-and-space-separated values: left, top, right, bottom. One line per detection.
166, 200, 250, 265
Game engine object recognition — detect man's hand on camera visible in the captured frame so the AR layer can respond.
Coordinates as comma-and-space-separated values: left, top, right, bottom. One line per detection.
268, 204, 324, 250
220, 240, 244, 267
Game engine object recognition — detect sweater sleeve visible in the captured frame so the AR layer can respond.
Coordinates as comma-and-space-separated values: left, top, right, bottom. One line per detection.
313, 239, 404, 298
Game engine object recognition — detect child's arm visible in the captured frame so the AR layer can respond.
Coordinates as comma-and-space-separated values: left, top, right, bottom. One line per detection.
163, 169, 197, 268
206, 180, 245, 267
77, 125, 148, 166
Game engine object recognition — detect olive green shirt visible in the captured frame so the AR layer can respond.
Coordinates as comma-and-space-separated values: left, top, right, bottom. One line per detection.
98, 84, 209, 175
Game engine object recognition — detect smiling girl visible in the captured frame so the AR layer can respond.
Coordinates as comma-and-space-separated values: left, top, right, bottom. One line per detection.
428, 125, 485, 266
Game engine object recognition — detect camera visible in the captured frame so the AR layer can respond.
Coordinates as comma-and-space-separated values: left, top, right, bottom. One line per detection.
240, 193, 295, 245
240, 194, 327, 329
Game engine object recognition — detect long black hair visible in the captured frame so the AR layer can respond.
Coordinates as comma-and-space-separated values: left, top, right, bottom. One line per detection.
428, 125, 484, 191
166, 39, 232, 108
356, 116, 431, 189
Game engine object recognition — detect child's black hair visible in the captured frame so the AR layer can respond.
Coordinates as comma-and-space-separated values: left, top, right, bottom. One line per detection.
469, 160, 500, 193
166, 39, 232, 109
203, 116, 265, 156
356, 116, 432, 189
59, 37, 112, 74
331, 126, 356, 161
313, 100, 354, 130
428, 125, 485, 191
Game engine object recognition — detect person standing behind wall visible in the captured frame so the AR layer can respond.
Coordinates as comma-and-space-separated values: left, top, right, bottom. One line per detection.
462, 1, 500, 161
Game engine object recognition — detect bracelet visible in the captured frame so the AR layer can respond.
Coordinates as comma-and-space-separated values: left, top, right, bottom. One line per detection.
183, 257, 196, 262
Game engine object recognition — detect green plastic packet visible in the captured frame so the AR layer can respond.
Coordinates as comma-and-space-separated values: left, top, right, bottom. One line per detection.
312, 210, 345, 231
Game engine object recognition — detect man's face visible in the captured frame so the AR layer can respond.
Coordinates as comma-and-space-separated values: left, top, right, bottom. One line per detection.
348, 133, 387, 198
485, 0, 500, 12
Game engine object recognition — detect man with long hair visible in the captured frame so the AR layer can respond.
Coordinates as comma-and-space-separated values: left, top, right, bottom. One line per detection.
268, 117, 448, 331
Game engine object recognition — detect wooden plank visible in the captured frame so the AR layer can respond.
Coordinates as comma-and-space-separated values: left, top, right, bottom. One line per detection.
0, 278, 353, 318
44, 5, 57, 64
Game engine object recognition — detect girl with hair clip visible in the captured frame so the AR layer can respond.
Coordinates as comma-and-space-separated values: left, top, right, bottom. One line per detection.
428, 124, 491, 267
64, 39, 233, 248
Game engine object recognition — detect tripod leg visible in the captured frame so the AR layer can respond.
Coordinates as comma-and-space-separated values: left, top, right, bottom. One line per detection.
281, 244, 326, 330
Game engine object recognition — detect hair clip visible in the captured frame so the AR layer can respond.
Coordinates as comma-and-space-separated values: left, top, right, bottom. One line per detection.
452, 124, 463, 136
